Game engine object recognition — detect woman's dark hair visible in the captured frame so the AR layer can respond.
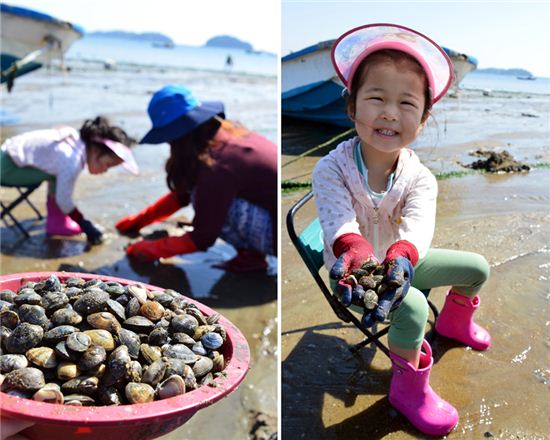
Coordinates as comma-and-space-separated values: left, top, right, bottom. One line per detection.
165, 117, 222, 196
345, 49, 432, 123
80, 116, 137, 157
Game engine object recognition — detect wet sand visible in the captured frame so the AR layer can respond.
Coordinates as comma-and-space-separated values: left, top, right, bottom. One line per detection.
282, 88, 550, 439
1, 64, 277, 439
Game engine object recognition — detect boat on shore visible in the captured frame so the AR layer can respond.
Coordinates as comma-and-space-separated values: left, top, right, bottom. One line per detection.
282, 39, 477, 127
1, 3, 84, 91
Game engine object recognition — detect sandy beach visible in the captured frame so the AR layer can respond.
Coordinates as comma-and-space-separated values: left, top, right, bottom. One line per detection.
281, 87, 550, 439
1, 63, 277, 439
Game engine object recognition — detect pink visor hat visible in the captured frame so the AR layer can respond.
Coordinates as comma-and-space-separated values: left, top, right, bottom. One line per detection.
331, 23, 454, 104
92, 136, 139, 175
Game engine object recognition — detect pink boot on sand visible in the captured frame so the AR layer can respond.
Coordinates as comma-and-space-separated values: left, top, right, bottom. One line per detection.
435, 290, 491, 350
46, 197, 82, 236
389, 339, 459, 436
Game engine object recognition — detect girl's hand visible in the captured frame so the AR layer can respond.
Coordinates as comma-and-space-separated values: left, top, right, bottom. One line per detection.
79, 219, 104, 245
362, 256, 414, 327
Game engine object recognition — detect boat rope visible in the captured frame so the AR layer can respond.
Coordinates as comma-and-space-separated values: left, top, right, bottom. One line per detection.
282, 127, 355, 168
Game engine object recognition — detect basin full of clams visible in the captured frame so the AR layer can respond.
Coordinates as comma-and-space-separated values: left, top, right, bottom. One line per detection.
0, 272, 250, 440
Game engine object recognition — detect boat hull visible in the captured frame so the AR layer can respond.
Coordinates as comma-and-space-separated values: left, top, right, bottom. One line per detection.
282, 40, 477, 127
1, 4, 84, 83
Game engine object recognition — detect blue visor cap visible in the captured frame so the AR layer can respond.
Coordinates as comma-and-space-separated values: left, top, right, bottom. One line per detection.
140, 85, 225, 144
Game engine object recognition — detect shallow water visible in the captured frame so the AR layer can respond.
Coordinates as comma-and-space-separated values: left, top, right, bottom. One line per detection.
281, 89, 550, 439
0, 65, 277, 439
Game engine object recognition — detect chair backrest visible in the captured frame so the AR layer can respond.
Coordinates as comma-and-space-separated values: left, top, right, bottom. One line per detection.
296, 218, 325, 274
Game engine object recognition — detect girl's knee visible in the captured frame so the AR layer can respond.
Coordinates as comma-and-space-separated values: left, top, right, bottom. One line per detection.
391, 288, 429, 332
469, 252, 490, 286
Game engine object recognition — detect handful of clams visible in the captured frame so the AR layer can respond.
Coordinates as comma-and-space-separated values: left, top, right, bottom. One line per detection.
342, 260, 404, 311
0, 275, 227, 406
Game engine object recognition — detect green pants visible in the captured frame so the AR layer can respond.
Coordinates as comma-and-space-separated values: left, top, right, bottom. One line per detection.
1, 150, 55, 188
331, 248, 490, 350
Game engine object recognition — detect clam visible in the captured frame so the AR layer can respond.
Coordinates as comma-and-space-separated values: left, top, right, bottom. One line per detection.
185, 307, 207, 325
14, 291, 42, 306
171, 332, 196, 346
156, 374, 185, 400
0, 354, 28, 373
1, 367, 45, 392
161, 344, 198, 363
26, 347, 57, 369
64, 394, 95, 406
41, 292, 69, 315
55, 340, 79, 362
33, 387, 64, 404
78, 345, 107, 371
57, 362, 81, 380
83, 329, 115, 351
66, 332, 92, 352
141, 358, 167, 387
170, 315, 198, 336
211, 352, 224, 373
65, 277, 85, 288
363, 290, 379, 310
105, 299, 126, 322
102, 345, 131, 387
128, 360, 142, 382
62, 375, 99, 396
123, 316, 155, 334
98, 386, 122, 406
0, 310, 19, 329
201, 332, 223, 350
192, 356, 214, 378
148, 327, 169, 346
6, 323, 44, 353
206, 313, 220, 325
181, 364, 197, 390
51, 308, 83, 326
125, 382, 154, 404
125, 297, 141, 318
139, 301, 165, 322
73, 290, 110, 315
43, 325, 79, 345
87, 312, 121, 333
140, 344, 162, 365
117, 328, 141, 359
127, 285, 147, 305
0, 290, 17, 303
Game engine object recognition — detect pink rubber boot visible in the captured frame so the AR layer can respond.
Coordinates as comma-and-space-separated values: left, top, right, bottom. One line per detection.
389, 339, 459, 436
46, 197, 82, 236
435, 290, 491, 350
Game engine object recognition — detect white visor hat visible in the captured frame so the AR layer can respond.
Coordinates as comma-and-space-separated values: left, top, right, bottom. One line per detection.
331, 23, 454, 104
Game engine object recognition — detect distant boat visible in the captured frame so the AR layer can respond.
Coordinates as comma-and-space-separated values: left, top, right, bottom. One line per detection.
152, 41, 175, 49
282, 39, 478, 127
0, 3, 84, 91
517, 75, 536, 80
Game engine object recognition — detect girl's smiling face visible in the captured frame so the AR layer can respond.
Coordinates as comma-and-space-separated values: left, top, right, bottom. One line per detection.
352, 60, 426, 156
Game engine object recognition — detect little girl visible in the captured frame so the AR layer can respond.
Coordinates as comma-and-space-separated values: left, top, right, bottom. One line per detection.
1, 116, 138, 244
312, 24, 491, 436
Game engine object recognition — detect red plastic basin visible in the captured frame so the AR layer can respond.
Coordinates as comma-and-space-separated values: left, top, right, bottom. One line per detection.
0, 272, 250, 440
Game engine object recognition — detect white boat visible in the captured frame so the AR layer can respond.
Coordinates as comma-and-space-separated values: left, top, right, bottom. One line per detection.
1, 3, 84, 91
282, 39, 478, 127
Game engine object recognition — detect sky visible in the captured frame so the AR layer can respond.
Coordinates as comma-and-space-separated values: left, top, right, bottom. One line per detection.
6, 0, 550, 76
282, 1, 550, 77
5, 0, 281, 53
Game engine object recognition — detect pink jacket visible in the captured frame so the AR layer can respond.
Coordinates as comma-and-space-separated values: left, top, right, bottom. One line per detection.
312, 137, 437, 269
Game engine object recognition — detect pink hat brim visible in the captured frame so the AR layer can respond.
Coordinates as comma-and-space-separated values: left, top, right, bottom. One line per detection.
331, 23, 454, 104
92, 137, 139, 175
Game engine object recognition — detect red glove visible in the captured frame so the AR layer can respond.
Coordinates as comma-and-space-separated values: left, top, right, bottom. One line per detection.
330, 233, 378, 307
384, 240, 419, 266
116, 192, 183, 233
127, 233, 198, 261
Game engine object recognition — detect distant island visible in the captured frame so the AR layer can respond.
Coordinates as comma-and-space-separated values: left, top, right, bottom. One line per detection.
89, 31, 174, 45
205, 35, 253, 51
476, 68, 534, 77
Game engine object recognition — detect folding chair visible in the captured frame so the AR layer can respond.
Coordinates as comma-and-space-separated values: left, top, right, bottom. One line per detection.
1, 183, 43, 237
286, 190, 439, 358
